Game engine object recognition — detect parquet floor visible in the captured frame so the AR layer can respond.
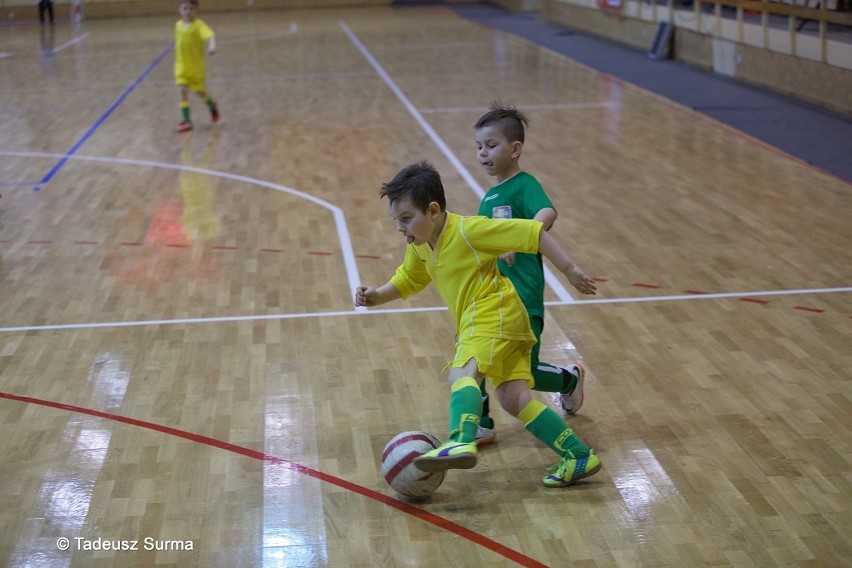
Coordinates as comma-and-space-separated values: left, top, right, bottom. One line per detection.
0, 6, 850, 567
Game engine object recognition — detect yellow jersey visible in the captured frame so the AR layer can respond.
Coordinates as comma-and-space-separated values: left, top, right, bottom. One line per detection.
390, 213, 541, 341
174, 18, 214, 80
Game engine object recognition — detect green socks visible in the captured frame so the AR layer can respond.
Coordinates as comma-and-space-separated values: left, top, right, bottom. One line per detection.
532, 364, 577, 394
448, 377, 482, 443
518, 399, 590, 458
479, 378, 494, 428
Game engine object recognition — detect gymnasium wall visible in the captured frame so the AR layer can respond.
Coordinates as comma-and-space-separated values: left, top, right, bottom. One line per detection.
487, 0, 542, 11
1, 0, 390, 21
538, 0, 852, 117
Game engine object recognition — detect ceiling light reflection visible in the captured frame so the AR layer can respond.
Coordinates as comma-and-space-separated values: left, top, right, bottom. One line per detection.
611, 448, 678, 521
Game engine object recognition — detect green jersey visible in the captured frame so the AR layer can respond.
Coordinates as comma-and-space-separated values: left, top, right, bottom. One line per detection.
477, 171, 554, 319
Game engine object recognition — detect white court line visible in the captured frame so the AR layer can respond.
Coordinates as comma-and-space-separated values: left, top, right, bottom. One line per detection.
52, 32, 90, 54
548, 287, 852, 306
0, 286, 849, 334
219, 22, 297, 44
338, 20, 576, 304
0, 150, 365, 312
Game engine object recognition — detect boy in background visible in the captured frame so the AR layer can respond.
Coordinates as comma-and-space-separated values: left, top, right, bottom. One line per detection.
38, 0, 54, 25
355, 161, 601, 487
174, 0, 219, 133
474, 104, 586, 445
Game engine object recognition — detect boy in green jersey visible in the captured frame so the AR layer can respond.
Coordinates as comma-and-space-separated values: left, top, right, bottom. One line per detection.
474, 104, 586, 446
354, 161, 601, 487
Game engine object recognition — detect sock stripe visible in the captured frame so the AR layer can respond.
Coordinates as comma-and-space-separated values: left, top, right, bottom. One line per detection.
517, 399, 547, 426
451, 376, 479, 393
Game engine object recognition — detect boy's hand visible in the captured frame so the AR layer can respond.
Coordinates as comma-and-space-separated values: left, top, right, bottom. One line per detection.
354, 286, 377, 307
567, 266, 597, 295
499, 251, 516, 267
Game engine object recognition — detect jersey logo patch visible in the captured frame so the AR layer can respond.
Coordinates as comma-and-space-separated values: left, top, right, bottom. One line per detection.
492, 205, 512, 219
483, 193, 500, 202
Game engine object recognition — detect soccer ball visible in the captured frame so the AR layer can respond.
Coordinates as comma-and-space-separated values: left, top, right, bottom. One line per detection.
381, 431, 445, 500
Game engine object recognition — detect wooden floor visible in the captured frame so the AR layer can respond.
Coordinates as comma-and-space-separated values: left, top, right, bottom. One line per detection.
1, 6, 851, 567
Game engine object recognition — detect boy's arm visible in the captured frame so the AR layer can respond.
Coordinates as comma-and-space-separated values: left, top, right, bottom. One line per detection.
538, 229, 597, 295
354, 282, 402, 307
533, 207, 557, 231
500, 207, 557, 267
207, 36, 216, 55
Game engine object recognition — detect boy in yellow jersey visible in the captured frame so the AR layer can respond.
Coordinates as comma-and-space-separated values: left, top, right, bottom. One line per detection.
174, 0, 219, 133
474, 103, 586, 447
354, 161, 601, 487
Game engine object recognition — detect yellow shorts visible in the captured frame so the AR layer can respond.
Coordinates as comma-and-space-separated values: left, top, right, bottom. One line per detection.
176, 75, 207, 93
452, 336, 535, 388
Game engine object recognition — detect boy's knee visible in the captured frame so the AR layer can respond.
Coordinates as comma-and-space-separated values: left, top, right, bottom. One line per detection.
495, 380, 533, 417
447, 376, 479, 392
448, 358, 479, 379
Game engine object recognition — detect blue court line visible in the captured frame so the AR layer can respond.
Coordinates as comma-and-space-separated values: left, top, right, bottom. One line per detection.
35, 43, 174, 192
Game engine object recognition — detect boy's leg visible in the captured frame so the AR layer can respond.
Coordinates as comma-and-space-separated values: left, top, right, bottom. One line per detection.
178, 85, 192, 132
527, 316, 584, 414
476, 317, 560, 445
207, 98, 219, 123
494, 344, 600, 488
557, 363, 585, 415
476, 378, 496, 445
414, 359, 481, 473
447, 375, 482, 444
197, 88, 219, 123
471, 329, 493, 444
514, 391, 601, 487
514, 394, 590, 457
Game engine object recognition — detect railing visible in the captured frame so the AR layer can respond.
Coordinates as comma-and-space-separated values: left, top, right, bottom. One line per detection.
597, 0, 852, 67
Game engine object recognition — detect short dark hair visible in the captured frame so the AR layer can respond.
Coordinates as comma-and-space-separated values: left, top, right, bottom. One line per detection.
380, 161, 446, 213
474, 102, 529, 144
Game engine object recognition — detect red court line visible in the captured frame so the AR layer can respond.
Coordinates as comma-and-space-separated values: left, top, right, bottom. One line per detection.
794, 305, 825, 313
739, 298, 770, 305
3, 237, 845, 318
4, 237, 366, 263
0, 391, 547, 568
